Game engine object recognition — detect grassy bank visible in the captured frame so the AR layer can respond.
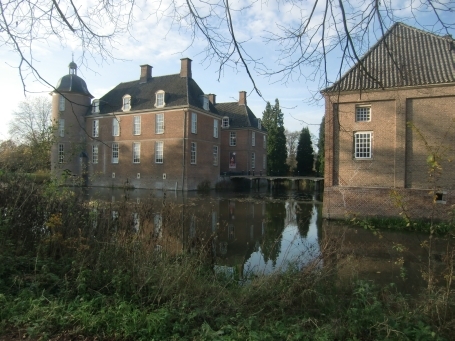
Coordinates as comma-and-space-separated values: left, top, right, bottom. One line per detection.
0, 175, 454, 340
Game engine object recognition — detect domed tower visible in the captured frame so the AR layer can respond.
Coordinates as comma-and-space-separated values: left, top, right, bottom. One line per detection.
51, 60, 93, 184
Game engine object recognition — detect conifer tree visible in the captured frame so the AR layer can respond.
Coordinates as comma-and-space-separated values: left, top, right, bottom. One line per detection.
296, 126, 314, 175
315, 116, 325, 176
262, 99, 288, 175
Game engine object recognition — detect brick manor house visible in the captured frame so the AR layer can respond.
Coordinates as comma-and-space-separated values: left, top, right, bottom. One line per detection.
50, 58, 267, 190
322, 23, 455, 220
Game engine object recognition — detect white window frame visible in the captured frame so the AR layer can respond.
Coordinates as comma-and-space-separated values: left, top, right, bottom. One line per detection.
92, 145, 98, 164
59, 95, 65, 111
229, 132, 236, 146
58, 143, 64, 164
213, 145, 218, 166
222, 116, 229, 128
133, 142, 141, 163
92, 120, 99, 138
133, 116, 141, 135
155, 141, 164, 164
252, 132, 255, 146
58, 119, 65, 137
191, 113, 197, 134
251, 152, 255, 169
122, 95, 131, 111
356, 105, 371, 122
202, 96, 209, 110
213, 119, 218, 138
112, 118, 120, 136
155, 90, 165, 108
354, 131, 373, 159
155, 113, 164, 134
190, 142, 197, 164
112, 143, 119, 164
92, 99, 100, 114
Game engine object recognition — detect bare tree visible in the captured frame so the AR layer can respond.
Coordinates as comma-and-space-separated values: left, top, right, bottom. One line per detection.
285, 129, 299, 173
8, 96, 53, 171
1, 0, 454, 98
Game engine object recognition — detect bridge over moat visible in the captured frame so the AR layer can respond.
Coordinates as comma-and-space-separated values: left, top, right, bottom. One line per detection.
224, 174, 324, 190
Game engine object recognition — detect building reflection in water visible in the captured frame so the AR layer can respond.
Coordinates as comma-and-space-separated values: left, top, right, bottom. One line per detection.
83, 187, 321, 279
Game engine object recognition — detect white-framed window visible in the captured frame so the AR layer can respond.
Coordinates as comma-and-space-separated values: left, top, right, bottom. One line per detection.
263, 135, 266, 149
92, 99, 100, 114
356, 105, 371, 122
201, 96, 209, 110
58, 143, 64, 164
251, 152, 255, 168
133, 116, 141, 135
354, 131, 373, 159
112, 118, 120, 136
92, 145, 98, 164
112, 172, 116, 179
112, 143, 119, 163
213, 145, 218, 166
155, 90, 165, 108
222, 117, 229, 128
58, 119, 65, 137
190, 142, 197, 164
122, 95, 131, 111
252, 132, 255, 146
155, 141, 164, 164
155, 113, 164, 134
92, 120, 99, 137
213, 119, 218, 138
137, 173, 141, 179
263, 154, 266, 169
230, 132, 236, 146
258, 119, 261, 130
191, 113, 197, 134
133, 142, 140, 163
59, 95, 65, 111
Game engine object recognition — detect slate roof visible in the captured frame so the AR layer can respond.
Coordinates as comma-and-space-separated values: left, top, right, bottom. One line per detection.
97, 74, 215, 114
324, 23, 455, 92
56, 74, 93, 98
215, 102, 265, 130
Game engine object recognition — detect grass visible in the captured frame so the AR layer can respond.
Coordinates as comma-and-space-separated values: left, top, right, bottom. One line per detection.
0, 173, 454, 340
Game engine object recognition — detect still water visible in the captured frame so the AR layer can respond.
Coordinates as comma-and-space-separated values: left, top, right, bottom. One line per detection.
83, 186, 450, 291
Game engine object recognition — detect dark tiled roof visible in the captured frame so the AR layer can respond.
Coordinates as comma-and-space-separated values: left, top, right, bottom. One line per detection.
56, 74, 93, 98
324, 23, 455, 92
97, 74, 210, 114
215, 102, 264, 130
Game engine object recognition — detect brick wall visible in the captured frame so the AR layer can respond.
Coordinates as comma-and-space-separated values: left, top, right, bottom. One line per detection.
323, 85, 455, 219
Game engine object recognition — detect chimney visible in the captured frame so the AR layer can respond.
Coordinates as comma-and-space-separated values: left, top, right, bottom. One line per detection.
239, 91, 247, 105
140, 64, 152, 83
208, 94, 216, 105
180, 58, 192, 78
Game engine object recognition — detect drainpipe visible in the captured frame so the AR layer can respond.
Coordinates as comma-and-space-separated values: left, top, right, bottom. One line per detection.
182, 110, 187, 191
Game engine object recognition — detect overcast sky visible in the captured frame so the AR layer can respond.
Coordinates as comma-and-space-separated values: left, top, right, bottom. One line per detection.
1, 0, 452, 142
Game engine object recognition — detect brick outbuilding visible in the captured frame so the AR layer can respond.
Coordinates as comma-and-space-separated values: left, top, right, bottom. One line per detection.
322, 23, 455, 220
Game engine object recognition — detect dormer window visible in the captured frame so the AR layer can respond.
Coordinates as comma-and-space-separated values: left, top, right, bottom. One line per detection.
155, 90, 165, 108
92, 99, 100, 114
122, 95, 131, 111
258, 119, 261, 130
200, 96, 209, 111
222, 117, 229, 128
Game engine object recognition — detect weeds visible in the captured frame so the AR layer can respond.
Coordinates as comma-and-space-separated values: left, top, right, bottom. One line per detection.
0, 173, 454, 340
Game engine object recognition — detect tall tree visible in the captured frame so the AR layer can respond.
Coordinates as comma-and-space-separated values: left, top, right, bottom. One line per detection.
285, 129, 300, 174
262, 99, 288, 176
296, 126, 314, 175
315, 116, 325, 176
8, 96, 53, 171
